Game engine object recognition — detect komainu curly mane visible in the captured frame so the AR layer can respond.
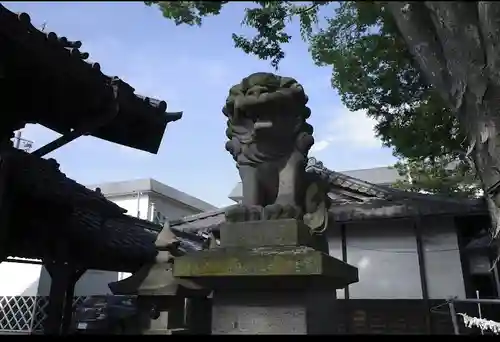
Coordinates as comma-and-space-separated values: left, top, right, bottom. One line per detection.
223, 72, 314, 166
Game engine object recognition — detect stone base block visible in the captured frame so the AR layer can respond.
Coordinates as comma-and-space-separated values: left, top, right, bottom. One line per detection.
211, 290, 338, 335
172, 219, 358, 335
219, 219, 329, 252
173, 245, 358, 290
220, 219, 312, 247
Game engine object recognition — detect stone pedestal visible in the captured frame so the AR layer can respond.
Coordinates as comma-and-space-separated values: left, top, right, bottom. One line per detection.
211, 290, 338, 334
135, 295, 185, 335
173, 219, 358, 335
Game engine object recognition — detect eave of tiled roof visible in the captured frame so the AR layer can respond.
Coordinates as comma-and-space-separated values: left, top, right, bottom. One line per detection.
307, 157, 482, 206
7, 211, 160, 272
6, 147, 124, 215
169, 209, 227, 233
0, 4, 182, 154
3, 148, 163, 272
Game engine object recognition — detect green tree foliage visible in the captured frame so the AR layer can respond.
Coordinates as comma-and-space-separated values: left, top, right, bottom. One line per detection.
145, 1, 327, 68
393, 157, 480, 198
146, 1, 478, 196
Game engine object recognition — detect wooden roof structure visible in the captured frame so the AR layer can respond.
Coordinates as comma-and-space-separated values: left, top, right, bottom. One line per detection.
0, 5, 186, 334
1, 147, 161, 272
0, 4, 185, 273
0, 4, 182, 154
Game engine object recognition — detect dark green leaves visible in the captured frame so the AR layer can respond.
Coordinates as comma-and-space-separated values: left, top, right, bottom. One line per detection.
393, 157, 480, 198
145, 1, 326, 68
233, 3, 293, 68
145, 1, 228, 26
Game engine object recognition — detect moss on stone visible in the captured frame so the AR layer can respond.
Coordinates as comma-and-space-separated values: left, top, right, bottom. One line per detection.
173, 246, 323, 277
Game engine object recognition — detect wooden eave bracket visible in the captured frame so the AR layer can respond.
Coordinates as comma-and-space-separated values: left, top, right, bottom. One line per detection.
30, 83, 121, 157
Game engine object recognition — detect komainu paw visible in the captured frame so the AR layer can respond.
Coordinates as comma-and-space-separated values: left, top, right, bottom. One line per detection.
225, 204, 263, 222
262, 203, 302, 220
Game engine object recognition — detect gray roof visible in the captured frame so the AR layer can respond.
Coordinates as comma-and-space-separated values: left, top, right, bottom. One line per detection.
170, 208, 227, 232
304, 158, 476, 205
176, 158, 487, 233
87, 178, 217, 212
328, 198, 486, 222
171, 198, 486, 233
4, 148, 162, 272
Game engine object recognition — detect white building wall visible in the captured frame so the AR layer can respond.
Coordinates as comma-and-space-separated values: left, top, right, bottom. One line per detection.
327, 223, 344, 299
149, 193, 201, 221
327, 217, 466, 300
110, 193, 152, 220
0, 262, 42, 296
35, 267, 119, 297
346, 219, 423, 299
0, 262, 122, 297
421, 216, 466, 299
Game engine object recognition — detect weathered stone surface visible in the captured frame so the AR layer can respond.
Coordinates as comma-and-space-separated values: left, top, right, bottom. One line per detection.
212, 292, 307, 334
219, 219, 314, 248
211, 290, 338, 335
173, 246, 358, 290
219, 219, 329, 253
222, 72, 330, 234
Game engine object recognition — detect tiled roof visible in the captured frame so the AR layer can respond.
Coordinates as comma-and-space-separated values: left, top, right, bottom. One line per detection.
3, 148, 162, 272
0, 4, 182, 154
328, 198, 487, 222
229, 158, 398, 204
7, 210, 160, 272
172, 158, 487, 233
170, 209, 227, 232
169, 198, 486, 234
6, 147, 124, 215
68, 212, 159, 271
305, 157, 481, 206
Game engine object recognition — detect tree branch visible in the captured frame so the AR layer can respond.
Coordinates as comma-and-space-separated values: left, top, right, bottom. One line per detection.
293, 4, 319, 16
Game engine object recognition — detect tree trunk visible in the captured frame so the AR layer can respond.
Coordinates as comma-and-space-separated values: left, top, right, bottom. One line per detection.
382, 1, 500, 242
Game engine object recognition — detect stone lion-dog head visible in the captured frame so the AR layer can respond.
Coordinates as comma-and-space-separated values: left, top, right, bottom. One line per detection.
223, 72, 314, 164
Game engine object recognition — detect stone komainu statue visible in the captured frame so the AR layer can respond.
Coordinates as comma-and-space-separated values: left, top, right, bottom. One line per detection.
223, 72, 330, 233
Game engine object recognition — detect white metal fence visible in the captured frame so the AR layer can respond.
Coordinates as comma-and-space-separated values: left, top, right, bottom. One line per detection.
0, 296, 89, 334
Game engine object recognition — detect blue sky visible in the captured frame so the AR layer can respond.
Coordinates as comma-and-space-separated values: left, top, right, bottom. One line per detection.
5, 1, 396, 208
